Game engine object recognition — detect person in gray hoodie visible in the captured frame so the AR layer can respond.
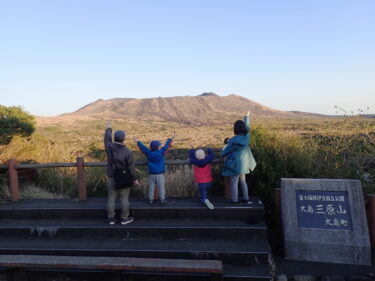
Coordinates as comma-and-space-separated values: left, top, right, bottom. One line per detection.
104, 121, 139, 225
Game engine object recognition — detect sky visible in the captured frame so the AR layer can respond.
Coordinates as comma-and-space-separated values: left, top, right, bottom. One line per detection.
0, 0, 374, 116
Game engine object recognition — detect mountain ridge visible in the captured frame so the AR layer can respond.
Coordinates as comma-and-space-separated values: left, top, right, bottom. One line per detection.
36, 94, 326, 126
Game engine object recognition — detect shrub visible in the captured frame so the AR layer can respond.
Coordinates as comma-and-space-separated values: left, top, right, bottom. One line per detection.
0, 105, 35, 145
247, 120, 374, 232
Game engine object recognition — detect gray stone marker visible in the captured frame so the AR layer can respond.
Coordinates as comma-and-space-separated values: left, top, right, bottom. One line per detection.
281, 178, 371, 265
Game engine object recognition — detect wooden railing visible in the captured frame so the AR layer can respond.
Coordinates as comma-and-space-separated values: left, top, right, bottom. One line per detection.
0, 157, 224, 202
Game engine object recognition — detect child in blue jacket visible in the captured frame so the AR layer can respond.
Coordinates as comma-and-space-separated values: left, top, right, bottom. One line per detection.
134, 135, 174, 205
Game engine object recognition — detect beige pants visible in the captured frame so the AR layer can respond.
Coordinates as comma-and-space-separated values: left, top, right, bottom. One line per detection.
107, 176, 130, 219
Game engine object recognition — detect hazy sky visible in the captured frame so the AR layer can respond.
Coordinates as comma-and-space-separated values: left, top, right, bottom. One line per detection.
0, 0, 374, 116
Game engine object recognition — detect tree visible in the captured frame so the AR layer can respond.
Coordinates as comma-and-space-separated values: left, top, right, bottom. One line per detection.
0, 105, 36, 145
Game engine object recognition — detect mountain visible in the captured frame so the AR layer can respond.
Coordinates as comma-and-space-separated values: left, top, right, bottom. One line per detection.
36, 94, 326, 126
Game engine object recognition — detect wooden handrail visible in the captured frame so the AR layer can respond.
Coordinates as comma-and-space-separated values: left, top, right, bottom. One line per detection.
0, 158, 224, 202
77, 157, 86, 201
0, 158, 224, 169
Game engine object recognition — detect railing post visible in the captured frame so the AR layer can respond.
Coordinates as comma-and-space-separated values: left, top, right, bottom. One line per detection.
275, 188, 281, 221
7, 158, 20, 201
368, 194, 375, 248
77, 157, 87, 201
224, 177, 231, 200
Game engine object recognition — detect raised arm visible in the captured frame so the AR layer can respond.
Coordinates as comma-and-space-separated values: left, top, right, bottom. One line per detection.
206, 148, 215, 163
136, 140, 150, 155
104, 121, 112, 152
244, 109, 250, 132
161, 138, 173, 154
189, 149, 197, 163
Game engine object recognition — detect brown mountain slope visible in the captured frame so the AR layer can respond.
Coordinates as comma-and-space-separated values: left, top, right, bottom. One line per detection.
36, 94, 325, 126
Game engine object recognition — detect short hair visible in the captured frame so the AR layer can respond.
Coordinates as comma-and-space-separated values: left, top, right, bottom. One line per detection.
233, 120, 247, 135
114, 130, 125, 142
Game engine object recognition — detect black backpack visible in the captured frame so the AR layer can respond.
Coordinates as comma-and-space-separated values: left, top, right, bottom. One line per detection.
110, 147, 133, 189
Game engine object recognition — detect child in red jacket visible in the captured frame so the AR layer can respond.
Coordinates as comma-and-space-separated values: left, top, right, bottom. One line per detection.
189, 148, 215, 209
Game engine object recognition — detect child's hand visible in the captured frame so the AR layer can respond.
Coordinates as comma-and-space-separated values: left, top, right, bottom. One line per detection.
133, 136, 139, 142
106, 121, 111, 129
247, 109, 251, 116
171, 131, 176, 139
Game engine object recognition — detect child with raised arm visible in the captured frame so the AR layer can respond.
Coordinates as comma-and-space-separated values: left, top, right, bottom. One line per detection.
221, 110, 256, 204
134, 134, 174, 205
189, 147, 215, 209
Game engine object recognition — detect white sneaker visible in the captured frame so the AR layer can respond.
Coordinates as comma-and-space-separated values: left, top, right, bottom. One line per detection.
121, 217, 133, 225
204, 199, 214, 210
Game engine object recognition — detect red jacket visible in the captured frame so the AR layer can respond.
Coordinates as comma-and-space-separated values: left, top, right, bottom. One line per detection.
189, 148, 215, 184
193, 164, 213, 183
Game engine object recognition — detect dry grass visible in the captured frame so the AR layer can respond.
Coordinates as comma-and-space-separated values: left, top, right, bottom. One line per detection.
20, 185, 66, 199
0, 115, 374, 199
124, 165, 197, 199
0, 178, 10, 202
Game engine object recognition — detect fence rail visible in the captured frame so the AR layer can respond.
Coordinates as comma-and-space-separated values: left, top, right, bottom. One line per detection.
0, 159, 224, 169
0, 157, 224, 202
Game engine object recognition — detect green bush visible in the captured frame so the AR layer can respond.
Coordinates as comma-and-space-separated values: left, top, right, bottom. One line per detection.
0, 105, 35, 145
248, 121, 374, 230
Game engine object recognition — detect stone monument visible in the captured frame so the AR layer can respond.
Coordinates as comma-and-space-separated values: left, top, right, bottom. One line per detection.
281, 178, 371, 265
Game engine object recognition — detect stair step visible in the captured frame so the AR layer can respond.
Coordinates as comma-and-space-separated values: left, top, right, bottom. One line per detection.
223, 265, 273, 281
0, 238, 271, 266
0, 219, 267, 240
9, 265, 273, 281
0, 197, 265, 222
0, 197, 273, 280
0, 218, 265, 227
23, 268, 213, 281
119, 265, 273, 281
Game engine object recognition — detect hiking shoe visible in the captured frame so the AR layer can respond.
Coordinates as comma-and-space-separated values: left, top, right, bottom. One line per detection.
204, 199, 214, 210
241, 200, 253, 204
148, 200, 154, 205
121, 217, 133, 225
160, 199, 168, 206
232, 201, 240, 205
107, 218, 116, 225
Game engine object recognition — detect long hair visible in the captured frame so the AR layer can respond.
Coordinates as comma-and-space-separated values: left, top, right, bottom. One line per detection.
233, 120, 247, 135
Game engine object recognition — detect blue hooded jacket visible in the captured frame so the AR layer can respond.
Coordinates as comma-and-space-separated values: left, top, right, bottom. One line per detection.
221, 116, 256, 176
137, 138, 173, 174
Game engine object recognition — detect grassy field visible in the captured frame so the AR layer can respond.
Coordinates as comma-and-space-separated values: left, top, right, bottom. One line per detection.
0, 114, 374, 204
